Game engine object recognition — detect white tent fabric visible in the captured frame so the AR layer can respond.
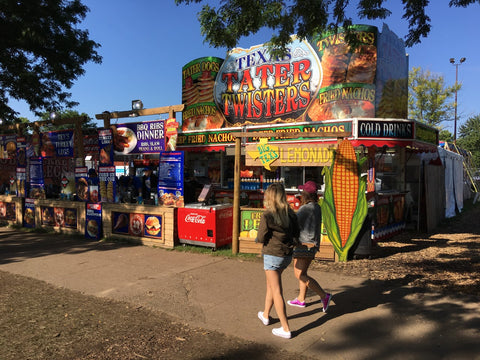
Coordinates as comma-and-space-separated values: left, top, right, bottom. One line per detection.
438, 147, 464, 217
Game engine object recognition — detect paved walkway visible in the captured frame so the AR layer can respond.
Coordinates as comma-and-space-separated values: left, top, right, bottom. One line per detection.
0, 227, 479, 359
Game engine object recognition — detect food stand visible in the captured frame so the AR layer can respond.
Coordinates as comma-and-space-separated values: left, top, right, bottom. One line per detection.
93, 105, 184, 249
176, 23, 440, 260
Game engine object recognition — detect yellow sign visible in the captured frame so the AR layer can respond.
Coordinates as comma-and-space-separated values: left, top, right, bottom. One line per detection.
246, 138, 279, 170
246, 142, 335, 168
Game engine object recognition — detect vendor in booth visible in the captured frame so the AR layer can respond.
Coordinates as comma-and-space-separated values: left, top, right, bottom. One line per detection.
141, 167, 158, 204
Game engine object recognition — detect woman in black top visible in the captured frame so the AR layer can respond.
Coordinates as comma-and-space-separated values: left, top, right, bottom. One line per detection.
256, 183, 299, 339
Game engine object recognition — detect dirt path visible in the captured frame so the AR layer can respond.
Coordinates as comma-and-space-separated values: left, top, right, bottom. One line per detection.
0, 202, 479, 359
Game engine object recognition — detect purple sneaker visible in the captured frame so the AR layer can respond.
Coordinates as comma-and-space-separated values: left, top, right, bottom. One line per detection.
287, 298, 306, 308
322, 293, 332, 312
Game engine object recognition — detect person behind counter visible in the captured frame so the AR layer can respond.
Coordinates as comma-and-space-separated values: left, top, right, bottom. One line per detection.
287, 181, 332, 312
256, 183, 299, 339
141, 167, 158, 204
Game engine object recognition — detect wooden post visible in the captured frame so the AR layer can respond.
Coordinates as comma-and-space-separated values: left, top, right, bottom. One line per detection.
232, 136, 241, 254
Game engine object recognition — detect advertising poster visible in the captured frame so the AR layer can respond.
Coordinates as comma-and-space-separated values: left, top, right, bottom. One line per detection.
98, 166, 116, 203
40, 130, 74, 157
308, 24, 378, 121
41, 206, 55, 226
181, 57, 224, 131
2, 134, 17, 159
239, 209, 263, 239
112, 212, 129, 234
85, 203, 102, 240
23, 198, 35, 228
84, 134, 100, 160
214, 37, 321, 126
0, 201, 15, 221
29, 156, 45, 199
111, 211, 162, 239
144, 214, 162, 238
158, 151, 184, 207
15, 167, 26, 197
75, 167, 89, 202
109, 120, 165, 155
98, 129, 114, 166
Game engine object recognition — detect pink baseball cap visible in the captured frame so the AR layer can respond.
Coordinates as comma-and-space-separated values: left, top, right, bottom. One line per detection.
298, 181, 318, 194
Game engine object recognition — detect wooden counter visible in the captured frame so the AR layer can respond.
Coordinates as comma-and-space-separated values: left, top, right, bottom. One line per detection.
102, 203, 177, 249
238, 207, 336, 261
0, 195, 23, 226
35, 199, 86, 233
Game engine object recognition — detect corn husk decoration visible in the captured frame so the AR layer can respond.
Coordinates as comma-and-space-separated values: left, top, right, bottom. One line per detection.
322, 139, 367, 262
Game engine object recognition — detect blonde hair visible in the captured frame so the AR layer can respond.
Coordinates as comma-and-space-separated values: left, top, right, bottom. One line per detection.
263, 183, 290, 226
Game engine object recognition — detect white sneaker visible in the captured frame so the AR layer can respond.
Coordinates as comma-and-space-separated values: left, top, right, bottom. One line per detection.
257, 311, 269, 326
272, 327, 291, 339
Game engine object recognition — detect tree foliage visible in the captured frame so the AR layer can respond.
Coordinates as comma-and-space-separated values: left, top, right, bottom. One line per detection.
38, 109, 97, 132
175, 0, 479, 53
457, 114, 480, 169
439, 129, 453, 143
0, 0, 102, 123
408, 67, 458, 127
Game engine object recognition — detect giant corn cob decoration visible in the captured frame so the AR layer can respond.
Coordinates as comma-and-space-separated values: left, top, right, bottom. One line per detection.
322, 139, 367, 261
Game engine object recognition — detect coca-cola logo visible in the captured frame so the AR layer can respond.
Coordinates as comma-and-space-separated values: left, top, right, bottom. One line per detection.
185, 213, 206, 224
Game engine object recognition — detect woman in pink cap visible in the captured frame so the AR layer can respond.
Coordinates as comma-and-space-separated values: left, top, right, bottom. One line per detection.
287, 180, 332, 312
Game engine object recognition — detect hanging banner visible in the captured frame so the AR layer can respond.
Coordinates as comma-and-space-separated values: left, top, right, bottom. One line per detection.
23, 198, 35, 228
110, 120, 165, 155
75, 167, 89, 202
98, 129, 114, 166
181, 56, 224, 131
98, 166, 116, 203
158, 151, 184, 207
85, 203, 102, 240
1, 134, 17, 159
29, 156, 45, 199
41, 130, 74, 157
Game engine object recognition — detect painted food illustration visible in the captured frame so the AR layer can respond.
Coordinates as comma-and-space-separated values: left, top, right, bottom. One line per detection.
87, 219, 99, 237
145, 216, 161, 236
113, 127, 137, 154
129, 214, 143, 236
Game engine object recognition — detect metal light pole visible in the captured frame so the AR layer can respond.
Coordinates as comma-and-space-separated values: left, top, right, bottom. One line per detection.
449, 57, 466, 143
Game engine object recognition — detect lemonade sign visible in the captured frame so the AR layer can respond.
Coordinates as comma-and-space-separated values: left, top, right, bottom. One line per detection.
239, 209, 263, 239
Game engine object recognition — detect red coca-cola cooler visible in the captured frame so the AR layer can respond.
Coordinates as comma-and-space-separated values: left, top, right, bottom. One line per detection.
177, 204, 233, 249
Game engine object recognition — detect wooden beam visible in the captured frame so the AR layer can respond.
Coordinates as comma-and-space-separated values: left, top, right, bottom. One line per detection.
95, 104, 185, 120
230, 131, 352, 139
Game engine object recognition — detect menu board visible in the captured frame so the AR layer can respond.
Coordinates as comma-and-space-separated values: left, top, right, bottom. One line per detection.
157, 151, 184, 207
29, 156, 45, 199
110, 120, 165, 155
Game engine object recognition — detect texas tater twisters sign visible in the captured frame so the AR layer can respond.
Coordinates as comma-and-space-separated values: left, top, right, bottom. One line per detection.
246, 138, 336, 169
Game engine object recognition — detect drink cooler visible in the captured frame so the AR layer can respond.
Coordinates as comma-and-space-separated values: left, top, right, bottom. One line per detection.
177, 204, 233, 249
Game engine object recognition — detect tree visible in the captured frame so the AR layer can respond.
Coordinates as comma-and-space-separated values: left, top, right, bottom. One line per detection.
38, 109, 97, 132
408, 67, 458, 127
439, 129, 453, 143
457, 114, 480, 169
175, 0, 479, 53
0, 0, 102, 123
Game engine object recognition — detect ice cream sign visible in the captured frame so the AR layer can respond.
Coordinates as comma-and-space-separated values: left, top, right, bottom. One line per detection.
214, 36, 321, 126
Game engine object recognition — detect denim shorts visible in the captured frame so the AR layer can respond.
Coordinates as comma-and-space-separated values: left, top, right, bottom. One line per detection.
263, 254, 292, 271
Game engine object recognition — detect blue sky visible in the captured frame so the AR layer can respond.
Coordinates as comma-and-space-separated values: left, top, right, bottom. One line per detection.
11, 1, 479, 134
